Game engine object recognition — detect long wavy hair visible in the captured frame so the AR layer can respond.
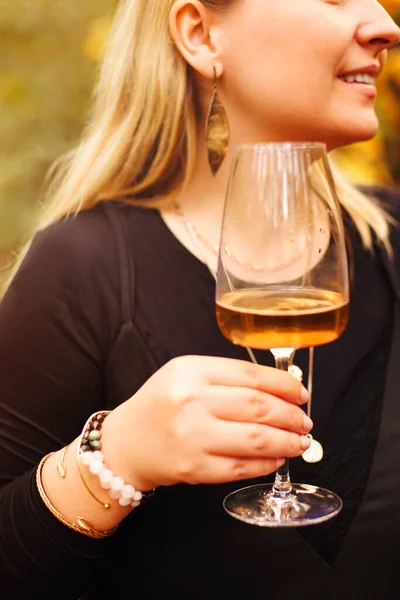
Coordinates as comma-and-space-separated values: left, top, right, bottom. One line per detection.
17, 0, 397, 265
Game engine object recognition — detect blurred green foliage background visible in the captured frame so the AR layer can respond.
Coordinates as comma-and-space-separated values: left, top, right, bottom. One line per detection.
0, 0, 117, 279
0, 0, 400, 287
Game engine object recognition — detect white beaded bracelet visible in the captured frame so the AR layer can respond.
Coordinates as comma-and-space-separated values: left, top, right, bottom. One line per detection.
80, 450, 143, 508
76, 411, 150, 510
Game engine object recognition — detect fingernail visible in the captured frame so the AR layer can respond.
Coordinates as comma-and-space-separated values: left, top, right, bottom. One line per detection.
300, 435, 311, 451
300, 386, 310, 404
303, 415, 313, 433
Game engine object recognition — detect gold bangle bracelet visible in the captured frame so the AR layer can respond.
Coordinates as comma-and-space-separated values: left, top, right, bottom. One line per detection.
36, 453, 117, 539
56, 445, 68, 478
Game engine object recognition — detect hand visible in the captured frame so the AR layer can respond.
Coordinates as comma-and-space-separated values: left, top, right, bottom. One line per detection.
101, 355, 312, 491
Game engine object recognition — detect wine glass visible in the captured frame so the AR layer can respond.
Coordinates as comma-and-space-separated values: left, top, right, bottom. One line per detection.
215, 142, 349, 527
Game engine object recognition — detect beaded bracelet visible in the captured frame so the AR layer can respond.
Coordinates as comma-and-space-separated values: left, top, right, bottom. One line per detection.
78, 411, 144, 509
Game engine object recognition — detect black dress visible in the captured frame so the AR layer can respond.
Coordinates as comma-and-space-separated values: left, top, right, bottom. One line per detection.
0, 187, 399, 599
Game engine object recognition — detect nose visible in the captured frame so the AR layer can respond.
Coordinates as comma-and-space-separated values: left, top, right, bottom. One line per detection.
356, 1, 400, 53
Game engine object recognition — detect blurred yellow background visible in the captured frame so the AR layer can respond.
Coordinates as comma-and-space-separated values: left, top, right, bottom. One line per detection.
0, 0, 400, 286
335, 0, 400, 187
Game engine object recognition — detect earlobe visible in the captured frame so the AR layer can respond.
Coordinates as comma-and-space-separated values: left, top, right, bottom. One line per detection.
169, 0, 222, 80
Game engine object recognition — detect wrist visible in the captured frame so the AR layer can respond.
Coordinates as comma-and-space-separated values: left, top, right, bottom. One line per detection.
99, 407, 156, 493
41, 440, 131, 532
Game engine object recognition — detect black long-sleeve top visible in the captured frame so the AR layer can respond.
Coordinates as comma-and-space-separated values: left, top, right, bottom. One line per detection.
0, 187, 399, 599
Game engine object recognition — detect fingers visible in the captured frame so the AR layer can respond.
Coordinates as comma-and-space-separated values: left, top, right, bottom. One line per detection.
201, 386, 313, 434
201, 418, 311, 459
188, 455, 286, 485
137, 356, 313, 489
179, 355, 309, 406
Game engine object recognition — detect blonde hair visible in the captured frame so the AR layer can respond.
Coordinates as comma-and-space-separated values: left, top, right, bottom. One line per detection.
40, 0, 197, 230
16, 0, 397, 261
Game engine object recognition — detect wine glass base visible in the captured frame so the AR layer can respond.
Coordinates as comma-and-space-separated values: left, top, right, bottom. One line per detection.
223, 483, 342, 527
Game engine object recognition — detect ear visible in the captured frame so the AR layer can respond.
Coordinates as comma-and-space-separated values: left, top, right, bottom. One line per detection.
169, 0, 223, 80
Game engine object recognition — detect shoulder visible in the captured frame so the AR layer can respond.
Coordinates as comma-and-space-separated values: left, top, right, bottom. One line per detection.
33, 202, 119, 261
27, 201, 151, 276
7, 201, 160, 307
8, 203, 131, 302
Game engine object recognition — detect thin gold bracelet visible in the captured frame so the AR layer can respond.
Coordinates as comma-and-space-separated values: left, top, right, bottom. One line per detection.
36, 453, 117, 539
76, 453, 111, 510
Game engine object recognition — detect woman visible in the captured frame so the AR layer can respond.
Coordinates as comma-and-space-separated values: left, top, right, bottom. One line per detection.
1, 0, 399, 598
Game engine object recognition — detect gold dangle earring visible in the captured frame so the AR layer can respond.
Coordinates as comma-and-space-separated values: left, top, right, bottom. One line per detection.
205, 65, 230, 176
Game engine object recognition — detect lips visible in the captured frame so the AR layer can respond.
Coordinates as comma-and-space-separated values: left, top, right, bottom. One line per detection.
337, 64, 381, 86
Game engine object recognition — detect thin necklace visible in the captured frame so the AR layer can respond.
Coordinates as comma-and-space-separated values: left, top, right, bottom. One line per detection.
174, 203, 314, 273
174, 202, 324, 464
174, 203, 219, 255
174, 204, 266, 272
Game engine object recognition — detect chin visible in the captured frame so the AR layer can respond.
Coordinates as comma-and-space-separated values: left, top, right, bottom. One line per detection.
312, 108, 379, 151
325, 125, 379, 151
334, 111, 380, 147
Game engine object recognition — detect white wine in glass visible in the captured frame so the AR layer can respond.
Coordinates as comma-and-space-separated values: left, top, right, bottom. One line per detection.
216, 142, 349, 527
217, 288, 348, 349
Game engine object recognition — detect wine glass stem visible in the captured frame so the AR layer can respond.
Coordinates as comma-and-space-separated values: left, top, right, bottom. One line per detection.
270, 348, 296, 497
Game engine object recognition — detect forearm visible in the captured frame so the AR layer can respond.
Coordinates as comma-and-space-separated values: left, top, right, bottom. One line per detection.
0, 414, 139, 597
0, 467, 112, 599
41, 436, 134, 533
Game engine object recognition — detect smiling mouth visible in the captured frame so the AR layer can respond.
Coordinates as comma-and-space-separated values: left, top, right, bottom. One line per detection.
338, 73, 376, 85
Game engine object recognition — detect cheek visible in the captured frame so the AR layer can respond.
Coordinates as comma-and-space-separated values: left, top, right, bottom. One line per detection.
220, 4, 351, 109
224, 46, 336, 122
219, 6, 357, 143
223, 37, 345, 117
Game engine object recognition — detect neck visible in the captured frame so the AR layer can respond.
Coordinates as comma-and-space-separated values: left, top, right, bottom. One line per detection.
177, 113, 289, 228
162, 119, 282, 270
174, 122, 242, 251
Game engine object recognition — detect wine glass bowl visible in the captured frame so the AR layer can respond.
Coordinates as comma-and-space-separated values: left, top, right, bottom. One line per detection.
215, 142, 349, 527
216, 287, 349, 350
